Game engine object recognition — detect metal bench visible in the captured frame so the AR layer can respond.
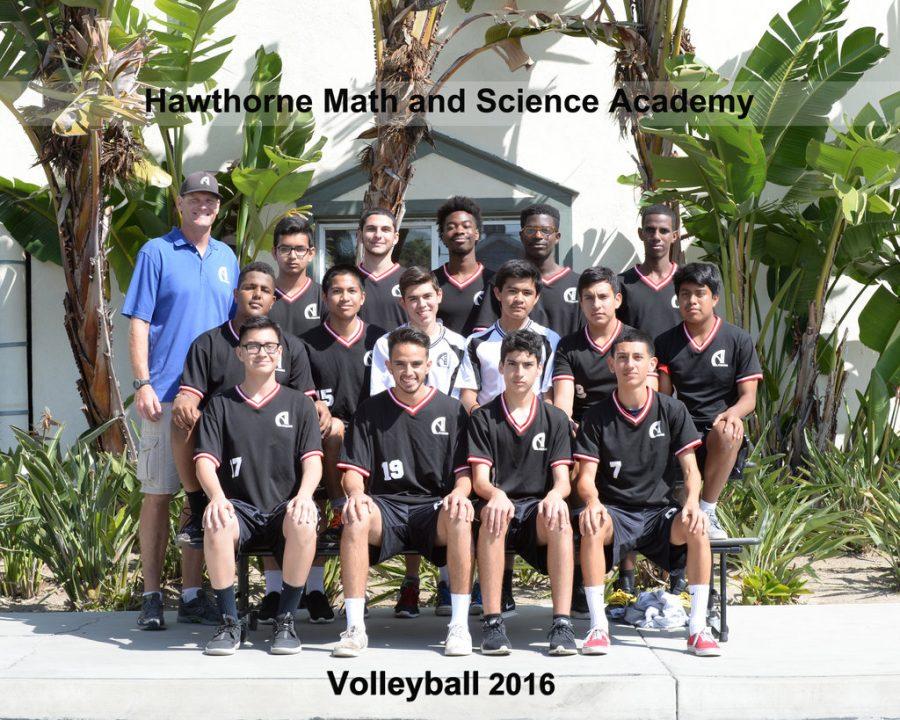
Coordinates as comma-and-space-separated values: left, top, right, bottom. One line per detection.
707, 536, 760, 641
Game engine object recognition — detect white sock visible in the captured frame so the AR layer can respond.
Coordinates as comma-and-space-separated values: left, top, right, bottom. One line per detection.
689, 584, 709, 635
181, 587, 200, 603
585, 585, 607, 630
264, 570, 282, 595
439, 565, 450, 585
450, 593, 470, 626
345, 597, 366, 630
307, 565, 325, 593
699, 499, 716, 514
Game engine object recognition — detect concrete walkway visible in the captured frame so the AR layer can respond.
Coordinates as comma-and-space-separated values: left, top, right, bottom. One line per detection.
1, 603, 898, 720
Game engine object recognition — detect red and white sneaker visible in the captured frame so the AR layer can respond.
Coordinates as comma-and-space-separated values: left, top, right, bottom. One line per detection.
582, 627, 611, 655
687, 627, 721, 657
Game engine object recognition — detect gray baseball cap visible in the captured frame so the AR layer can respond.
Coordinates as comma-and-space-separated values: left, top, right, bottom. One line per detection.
179, 171, 222, 198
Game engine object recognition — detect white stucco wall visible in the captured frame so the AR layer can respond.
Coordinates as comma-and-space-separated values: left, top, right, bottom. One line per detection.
0, 0, 896, 448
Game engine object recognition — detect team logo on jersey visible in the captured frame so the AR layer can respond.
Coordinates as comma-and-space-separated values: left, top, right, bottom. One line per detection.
473, 291, 484, 306
431, 416, 449, 436
575, 384, 586, 399
217, 266, 229, 284
532, 432, 547, 451
364, 351, 373, 367
671, 295, 679, 309
436, 352, 449, 368
304, 303, 319, 320
391, 284, 401, 298
275, 411, 293, 428
648, 421, 665, 439
711, 350, 729, 368
564, 287, 578, 303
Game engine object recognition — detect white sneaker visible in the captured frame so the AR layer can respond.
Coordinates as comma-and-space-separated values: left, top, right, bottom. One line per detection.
706, 508, 728, 540
443, 623, 472, 656
331, 626, 368, 657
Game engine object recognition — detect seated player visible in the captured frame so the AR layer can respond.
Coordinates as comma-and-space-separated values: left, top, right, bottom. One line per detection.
370, 267, 467, 618
332, 328, 474, 657
194, 317, 324, 656
573, 328, 720, 657
268, 215, 325, 336
356, 208, 406, 331
469, 330, 576, 656
655, 263, 762, 539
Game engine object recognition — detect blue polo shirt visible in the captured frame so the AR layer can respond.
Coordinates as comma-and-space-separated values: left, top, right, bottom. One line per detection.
122, 227, 239, 402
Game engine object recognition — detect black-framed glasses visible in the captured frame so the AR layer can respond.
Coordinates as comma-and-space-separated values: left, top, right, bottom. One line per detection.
522, 225, 558, 237
276, 246, 312, 257
241, 342, 281, 355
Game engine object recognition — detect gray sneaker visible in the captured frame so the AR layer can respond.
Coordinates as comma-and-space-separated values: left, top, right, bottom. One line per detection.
706, 508, 728, 540
178, 589, 221, 625
270, 613, 302, 655
137, 592, 165, 631
204, 617, 242, 656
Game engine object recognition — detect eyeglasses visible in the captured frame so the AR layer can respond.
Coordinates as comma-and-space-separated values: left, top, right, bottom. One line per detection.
276, 246, 312, 257
241, 342, 281, 355
522, 225, 558, 237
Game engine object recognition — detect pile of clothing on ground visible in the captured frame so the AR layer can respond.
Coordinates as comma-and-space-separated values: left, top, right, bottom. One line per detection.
607, 588, 689, 629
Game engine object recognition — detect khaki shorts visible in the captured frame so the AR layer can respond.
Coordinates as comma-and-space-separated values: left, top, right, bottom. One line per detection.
137, 402, 180, 495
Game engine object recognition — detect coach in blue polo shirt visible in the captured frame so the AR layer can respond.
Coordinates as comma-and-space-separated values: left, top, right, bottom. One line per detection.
123, 171, 239, 631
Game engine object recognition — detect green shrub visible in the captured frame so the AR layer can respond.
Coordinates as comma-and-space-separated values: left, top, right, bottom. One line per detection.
741, 567, 810, 605
860, 484, 900, 589
0, 448, 43, 599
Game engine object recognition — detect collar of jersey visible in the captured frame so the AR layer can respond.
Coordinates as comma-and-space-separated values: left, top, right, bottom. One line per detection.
585, 319, 621, 354
443, 262, 484, 289
399, 322, 446, 348
501, 393, 538, 435
388, 386, 437, 416
358, 262, 402, 282
542, 266, 571, 285
324, 317, 365, 348
495, 319, 533, 338
635, 262, 677, 291
276, 276, 312, 303
612, 388, 654, 426
236, 382, 281, 409
683, 315, 721, 352
168, 226, 218, 254
226, 320, 240, 342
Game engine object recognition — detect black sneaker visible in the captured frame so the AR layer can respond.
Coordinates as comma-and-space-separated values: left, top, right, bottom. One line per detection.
571, 582, 589, 619
547, 617, 577, 656
137, 592, 165, 631
394, 577, 420, 618
615, 573, 635, 596
204, 616, 242, 656
669, 570, 688, 595
257, 591, 281, 625
175, 514, 203, 549
305, 590, 335, 624
481, 616, 512, 655
270, 613, 301, 655
501, 582, 517, 618
177, 589, 220, 625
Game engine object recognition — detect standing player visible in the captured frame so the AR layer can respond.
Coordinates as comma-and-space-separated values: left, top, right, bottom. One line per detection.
468, 330, 576, 656
655, 263, 762, 540
617, 205, 682, 342
357, 208, 406, 331
194, 317, 323, 656
268, 215, 324, 337
332, 328, 474, 657
432, 196, 497, 336
123, 171, 238, 630
573, 328, 720, 657
519, 204, 581, 337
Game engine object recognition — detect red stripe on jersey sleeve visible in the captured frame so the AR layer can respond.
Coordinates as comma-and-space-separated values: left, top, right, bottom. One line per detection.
657, 364, 670, 375
193, 452, 220, 468
179, 385, 204, 400
736, 373, 763, 383
675, 438, 703, 456
304, 389, 318, 397
551, 458, 574, 468
467, 455, 493, 467
552, 374, 575, 382
300, 450, 324, 462
336, 462, 370, 478
573, 452, 599, 464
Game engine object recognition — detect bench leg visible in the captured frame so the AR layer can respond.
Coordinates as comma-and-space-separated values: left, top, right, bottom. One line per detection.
718, 553, 729, 642
237, 554, 250, 616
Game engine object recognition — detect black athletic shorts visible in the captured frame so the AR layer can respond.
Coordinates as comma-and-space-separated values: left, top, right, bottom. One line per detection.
230, 498, 293, 564
574, 503, 686, 572
368, 495, 447, 567
475, 497, 549, 574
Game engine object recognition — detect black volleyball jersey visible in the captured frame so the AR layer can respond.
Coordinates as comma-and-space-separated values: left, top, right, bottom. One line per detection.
178, 320, 314, 409
357, 263, 406, 331
194, 384, 323, 512
337, 388, 469, 504
467, 394, 573, 499
301, 319, 384, 422
574, 390, 700, 508
530, 266, 582, 337
433, 263, 498, 336
268, 278, 325, 337
655, 317, 763, 424
617, 264, 682, 342
552, 321, 635, 423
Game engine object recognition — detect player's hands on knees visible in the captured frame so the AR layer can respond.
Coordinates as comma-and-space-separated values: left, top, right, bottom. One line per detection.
136, 384, 162, 422
484, 491, 515, 537
538, 490, 570, 531
343, 492, 374, 525
681, 501, 708, 536
442, 491, 474, 522
204, 495, 235, 532
712, 410, 742, 444
316, 401, 333, 438
172, 394, 200, 431
287, 493, 318, 526
579, 499, 608, 537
